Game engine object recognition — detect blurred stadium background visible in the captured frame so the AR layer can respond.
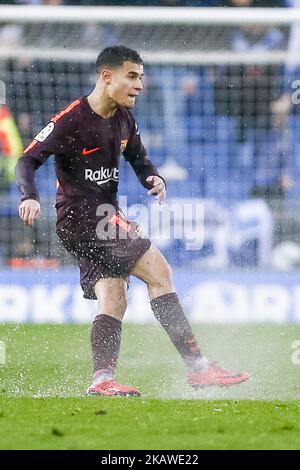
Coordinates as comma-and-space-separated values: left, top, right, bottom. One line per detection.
1, 0, 300, 323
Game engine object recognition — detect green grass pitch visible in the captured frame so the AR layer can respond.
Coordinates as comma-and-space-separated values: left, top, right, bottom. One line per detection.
0, 323, 300, 449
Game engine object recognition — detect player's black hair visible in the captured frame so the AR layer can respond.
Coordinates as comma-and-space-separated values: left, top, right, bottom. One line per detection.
96, 46, 143, 73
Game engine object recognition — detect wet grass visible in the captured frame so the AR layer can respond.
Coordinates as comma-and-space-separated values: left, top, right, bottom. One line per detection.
0, 323, 300, 449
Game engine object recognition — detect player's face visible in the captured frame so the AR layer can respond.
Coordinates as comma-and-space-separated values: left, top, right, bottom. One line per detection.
108, 61, 144, 108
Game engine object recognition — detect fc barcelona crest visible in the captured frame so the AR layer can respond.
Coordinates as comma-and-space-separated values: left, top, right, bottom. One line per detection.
120, 139, 128, 153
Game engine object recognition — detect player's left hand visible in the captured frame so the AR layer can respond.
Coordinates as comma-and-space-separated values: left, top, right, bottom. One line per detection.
146, 176, 166, 204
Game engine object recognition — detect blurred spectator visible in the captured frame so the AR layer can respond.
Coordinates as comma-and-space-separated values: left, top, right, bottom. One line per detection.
63, 1, 218, 5
0, 0, 289, 5
0, 104, 25, 262
43, 0, 64, 4
217, 0, 286, 6
282, 0, 300, 99
211, 0, 292, 199
0, 104, 23, 192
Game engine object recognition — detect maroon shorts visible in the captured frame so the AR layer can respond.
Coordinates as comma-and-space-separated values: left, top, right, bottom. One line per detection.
56, 212, 151, 300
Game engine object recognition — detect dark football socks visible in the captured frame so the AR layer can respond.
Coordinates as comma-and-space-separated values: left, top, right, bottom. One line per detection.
91, 313, 122, 381
150, 292, 209, 371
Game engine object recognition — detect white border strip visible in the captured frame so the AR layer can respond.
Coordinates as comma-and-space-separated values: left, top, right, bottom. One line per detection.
0, 6, 300, 25
0, 48, 299, 65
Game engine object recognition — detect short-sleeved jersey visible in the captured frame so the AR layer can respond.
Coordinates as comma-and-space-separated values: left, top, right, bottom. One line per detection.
15, 96, 163, 228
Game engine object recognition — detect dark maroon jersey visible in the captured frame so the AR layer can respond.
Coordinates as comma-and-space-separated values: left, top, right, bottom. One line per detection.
15, 97, 163, 228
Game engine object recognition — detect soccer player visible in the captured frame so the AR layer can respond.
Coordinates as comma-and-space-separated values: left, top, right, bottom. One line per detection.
15, 46, 249, 396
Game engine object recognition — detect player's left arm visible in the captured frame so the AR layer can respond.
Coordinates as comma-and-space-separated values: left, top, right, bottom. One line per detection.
123, 119, 166, 203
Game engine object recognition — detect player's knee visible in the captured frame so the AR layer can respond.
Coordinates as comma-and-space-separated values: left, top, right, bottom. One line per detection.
102, 296, 127, 318
117, 296, 127, 316
96, 290, 127, 318
111, 292, 127, 314
148, 262, 173, 290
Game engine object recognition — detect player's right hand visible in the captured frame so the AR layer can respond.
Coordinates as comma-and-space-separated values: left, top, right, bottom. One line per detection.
19, 199, 41, 226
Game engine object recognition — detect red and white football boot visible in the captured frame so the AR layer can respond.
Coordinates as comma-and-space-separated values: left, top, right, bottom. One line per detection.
187, 362, 249, 388
87, 379, 141, 397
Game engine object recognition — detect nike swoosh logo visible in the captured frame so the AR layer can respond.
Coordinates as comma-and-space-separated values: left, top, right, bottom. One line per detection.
82, 147, 101, 156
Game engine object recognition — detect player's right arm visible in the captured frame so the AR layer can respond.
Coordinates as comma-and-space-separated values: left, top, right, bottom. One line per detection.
15, 100, 79, 226
15, 116, 68, 226
18, 198, 41, 227
15, 129, 55, 226
15, 145, 52, 226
